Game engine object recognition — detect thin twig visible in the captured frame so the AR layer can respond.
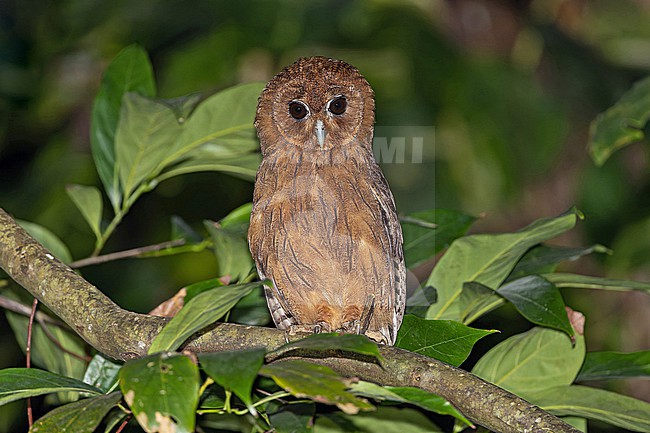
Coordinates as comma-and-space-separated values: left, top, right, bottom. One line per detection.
115, 415, 132, 433
0, 295, 68, 328
26, 298, 38, 429
398, 215, 438, 229
71, 239, 187, 268
36, 316, 92, 362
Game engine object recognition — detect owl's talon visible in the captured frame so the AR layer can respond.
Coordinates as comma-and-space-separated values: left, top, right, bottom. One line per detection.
314, 321, 331, 334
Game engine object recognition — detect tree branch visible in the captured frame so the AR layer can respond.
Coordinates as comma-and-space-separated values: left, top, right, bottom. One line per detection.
0, 208, 579, 433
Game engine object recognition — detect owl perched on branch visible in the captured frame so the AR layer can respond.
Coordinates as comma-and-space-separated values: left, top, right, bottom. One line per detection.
248, 56, 405, 345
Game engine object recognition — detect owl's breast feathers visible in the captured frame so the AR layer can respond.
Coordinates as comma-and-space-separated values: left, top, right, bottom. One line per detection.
248, 145, 405, 344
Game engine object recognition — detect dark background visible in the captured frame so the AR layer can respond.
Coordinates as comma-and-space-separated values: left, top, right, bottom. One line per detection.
1, 1, 648, 431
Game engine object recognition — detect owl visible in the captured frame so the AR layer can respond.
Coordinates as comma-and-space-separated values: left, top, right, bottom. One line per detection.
248, 56, 405, 345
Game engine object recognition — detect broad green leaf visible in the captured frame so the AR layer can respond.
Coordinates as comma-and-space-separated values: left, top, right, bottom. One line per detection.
315, 407, 444, 433
183, 277, 226, 304
199, 348, 265, 414
120, 352, 199, 433
544, 272, 650, 293
562, 417, 587, 432
66, 184, 103, 239
148, 282, 259, 353
115, 93, 181, 199
401, 209, 476, 268
0, 368, 101, 406
5, 289, 87, 391
29, 392, 122, 433
527, 385, 650, 432
269, 402, 315, 433
82, 355, 122, 394
589, 76, 650, 166
497, 275, 574, 339
426, 209, 580, 320
171, 215, 203, 243
204, 203, 254, 282
395, 315, 496, 366
577, 350, 650, 381
507, 244, 610, 281
160, 93, 203, 122
228, 286, 271, 326
472, 327, 585, 397
91, 44, 155, 209
350, 381, 471, 426
459, 281, 505, 324
269, 333, 382, 362
197, 385, 226, 412
156, 82, 264, 173
156, 139, 261, 183
260, 360, 373, 414
17, 220, 72, 263
387, 387, 470, 426
405, 285, 437, 317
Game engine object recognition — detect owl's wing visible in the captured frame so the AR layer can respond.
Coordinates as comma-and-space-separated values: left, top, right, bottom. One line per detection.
369, 163, 406, 344
251, 248, 298, 331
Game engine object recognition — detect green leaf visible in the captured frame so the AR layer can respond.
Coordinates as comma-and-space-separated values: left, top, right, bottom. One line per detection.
260, 360, 373, 414
507, 244, 610, 281
156, 140, 261, 183
183, 277, 226, 303
395, 315, 496, 366
17, 220, 72, 263
405, 285, 437, 317
4, 290, 87, 389
269, 333, 382, 362
156, 82, 264, 174
350, 381, 472, 427
91, 44, 155, 209
82, 355, 122, 394
459, 281, 505, 324
497, 275, 574, 339
66, 184, 103, 240
171, 215, 203, 243
120, 352, 199, 433
589, 76, 650, 166
543, 272, 650, 293
527, 385, 650, 432
0, 368, 101, 406
269, 403, 315, 433
401, 209, 476, 268
228, 286, 271, 326
426, 209, 580, 320
115, 93, 181, 199
148, 282, 258, 353
197, 385, 226, 412
577, 350, 650, 381
204, 203, 254, 281
387, 387, 470, 426
472, 327, 585, 397
562, 416, 587, 432
29, 392, 122, 433
315, 407, 444, 433
199, 348, 265, 414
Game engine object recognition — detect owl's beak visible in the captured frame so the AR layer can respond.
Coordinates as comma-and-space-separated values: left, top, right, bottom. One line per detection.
315, 119, 326, 148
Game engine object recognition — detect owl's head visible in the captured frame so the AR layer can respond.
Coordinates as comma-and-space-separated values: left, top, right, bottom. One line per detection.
255, 56, 375, 155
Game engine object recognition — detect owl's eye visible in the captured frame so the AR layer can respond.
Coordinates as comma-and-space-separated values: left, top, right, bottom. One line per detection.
289, 101, 308, 119
328, 97, 347, 115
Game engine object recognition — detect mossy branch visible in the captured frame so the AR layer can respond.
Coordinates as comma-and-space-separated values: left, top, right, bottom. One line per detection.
0, 208, 579, 433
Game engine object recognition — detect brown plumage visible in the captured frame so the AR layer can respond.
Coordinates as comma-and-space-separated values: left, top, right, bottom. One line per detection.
248, 56, 405, 344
